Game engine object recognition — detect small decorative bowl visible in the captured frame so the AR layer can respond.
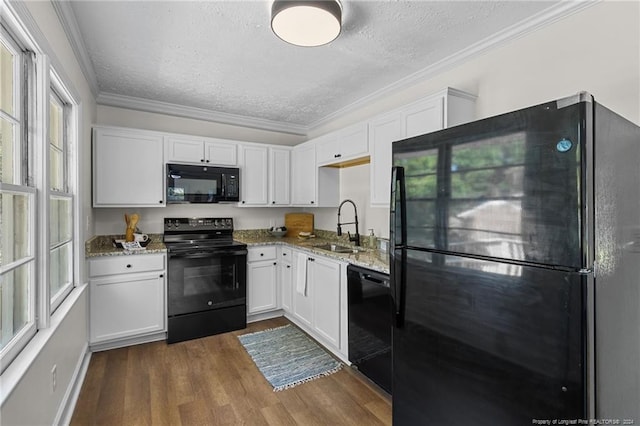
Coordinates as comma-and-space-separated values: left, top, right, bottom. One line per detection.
269, 230, 287, 238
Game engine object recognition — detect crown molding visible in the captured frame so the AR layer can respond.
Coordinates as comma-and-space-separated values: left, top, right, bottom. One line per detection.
96, 92, 309, 136
307, 0, 599, 131
54, 0, 598, 137
51, 0, 99, 98
5, 1, 81, 101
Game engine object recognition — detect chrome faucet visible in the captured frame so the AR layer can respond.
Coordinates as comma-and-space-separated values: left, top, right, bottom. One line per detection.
337, 199, 360, 246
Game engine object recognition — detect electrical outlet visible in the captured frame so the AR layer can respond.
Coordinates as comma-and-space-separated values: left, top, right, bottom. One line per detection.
51, 364, 57, 393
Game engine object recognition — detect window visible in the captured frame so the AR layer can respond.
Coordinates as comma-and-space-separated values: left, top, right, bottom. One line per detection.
0, 16, 79, 372
49, 89, 74, 310
0, 28, 37, 367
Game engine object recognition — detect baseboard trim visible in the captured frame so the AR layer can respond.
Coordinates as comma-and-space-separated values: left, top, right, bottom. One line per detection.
90, 331, 167, 353
55, 343, 91, 426
247, 310, 284, 324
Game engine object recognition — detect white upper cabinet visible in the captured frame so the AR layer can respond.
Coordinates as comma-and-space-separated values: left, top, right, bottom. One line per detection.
316, 122, 369, 166
291, 141, 339, 207
93, 127, 165, 207
369, 111, 404, 206
238, 144, 291, 207
369, 88, 476, 207
165, 135, 237, 166
204, 139, 238, 165
239, 144, 269, 205
291, 142, 317, 206
269, 147, 291, 206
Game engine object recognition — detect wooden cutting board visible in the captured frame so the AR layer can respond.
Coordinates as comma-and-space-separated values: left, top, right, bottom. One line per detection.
284, 213, 314, 237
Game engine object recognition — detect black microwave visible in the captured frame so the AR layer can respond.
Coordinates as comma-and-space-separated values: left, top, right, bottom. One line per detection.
166, 163, 240, 203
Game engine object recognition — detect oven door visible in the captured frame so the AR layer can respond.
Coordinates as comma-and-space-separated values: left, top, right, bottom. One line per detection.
167, 248, 247, 316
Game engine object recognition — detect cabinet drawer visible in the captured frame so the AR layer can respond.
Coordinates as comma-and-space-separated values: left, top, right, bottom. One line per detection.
248, 246, 277, 262
89, 254, 165, 277
281, 247, 293, 260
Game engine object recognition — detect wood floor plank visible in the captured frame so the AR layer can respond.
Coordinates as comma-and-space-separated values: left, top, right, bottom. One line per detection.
71, 318, 391, 425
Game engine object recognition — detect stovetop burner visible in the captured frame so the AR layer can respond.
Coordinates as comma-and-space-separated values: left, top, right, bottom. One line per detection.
163, 217, 245, 250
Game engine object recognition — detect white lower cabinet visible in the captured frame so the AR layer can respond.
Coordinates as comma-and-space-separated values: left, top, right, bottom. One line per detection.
310, 256, 341, 348
89, 253, 166, 348
247, 246, 279, 314
289, 249, 345, 357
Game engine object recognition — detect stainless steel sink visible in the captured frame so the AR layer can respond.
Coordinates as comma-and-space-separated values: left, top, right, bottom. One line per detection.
313, 243, 358, 253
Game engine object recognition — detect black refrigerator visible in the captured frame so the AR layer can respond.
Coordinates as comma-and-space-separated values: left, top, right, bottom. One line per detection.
390, 92, 640, 425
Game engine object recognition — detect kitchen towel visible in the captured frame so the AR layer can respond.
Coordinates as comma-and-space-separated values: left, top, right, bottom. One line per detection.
296, 252, 308, 296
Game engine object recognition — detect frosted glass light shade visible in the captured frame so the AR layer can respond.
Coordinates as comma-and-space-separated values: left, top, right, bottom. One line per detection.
271, 0, 342, 47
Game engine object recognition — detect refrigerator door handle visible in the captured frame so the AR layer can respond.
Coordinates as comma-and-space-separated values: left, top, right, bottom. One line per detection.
390, 166, 408, 328
391, 248, 406, 328
390, 166, 407, 251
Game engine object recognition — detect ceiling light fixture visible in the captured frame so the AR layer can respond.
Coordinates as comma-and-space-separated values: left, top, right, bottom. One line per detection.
271, 0, 342, 47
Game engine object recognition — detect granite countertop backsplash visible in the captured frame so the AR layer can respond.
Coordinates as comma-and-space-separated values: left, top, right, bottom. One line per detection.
85, 229, 390, 274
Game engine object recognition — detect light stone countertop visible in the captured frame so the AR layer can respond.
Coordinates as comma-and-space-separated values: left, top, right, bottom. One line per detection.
234, 230, 390, 274
85, 234, 166, 258
85, 230, 390, 274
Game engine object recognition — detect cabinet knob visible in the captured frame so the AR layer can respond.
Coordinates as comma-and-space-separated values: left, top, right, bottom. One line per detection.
201, 159, 205, 162
272, 201, 275, 204
126, 264, 132, 268
159, 200, 163, 204
206, 159, 210, 163
282, 253, 287, 256
260, 253, 264, 256
287, 265, 291, 269
159, 274, 164, 278
242, 201, 245, 204
308, 258, 315, 262
310, 201, 314, 204
273, 262, 277, 266
334, 153, 342, 158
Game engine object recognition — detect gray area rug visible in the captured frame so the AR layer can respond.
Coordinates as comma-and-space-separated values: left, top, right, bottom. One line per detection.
238, 324, 342, 391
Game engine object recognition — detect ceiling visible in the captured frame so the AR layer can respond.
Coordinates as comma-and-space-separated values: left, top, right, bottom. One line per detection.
61, 0, 579, 135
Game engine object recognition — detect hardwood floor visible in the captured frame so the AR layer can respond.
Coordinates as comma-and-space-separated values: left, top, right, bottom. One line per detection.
71, 317, 392, 425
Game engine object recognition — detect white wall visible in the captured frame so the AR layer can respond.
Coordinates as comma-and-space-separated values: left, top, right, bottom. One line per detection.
312, 0, 640, 239
94, 205, 298, 234
0, 1, 95, 424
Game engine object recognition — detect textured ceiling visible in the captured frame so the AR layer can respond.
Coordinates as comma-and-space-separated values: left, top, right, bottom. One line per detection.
69, 1, 561, 131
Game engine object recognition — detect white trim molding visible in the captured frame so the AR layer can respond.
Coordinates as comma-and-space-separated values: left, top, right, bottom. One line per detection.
96, 92, 309, 136
52, 0, 599, 136
50, 0, 99, 97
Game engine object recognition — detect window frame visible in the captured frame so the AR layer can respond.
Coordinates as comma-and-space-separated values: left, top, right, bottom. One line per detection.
0, 12, 81, 372
1, 26, 39, 369
48, 77, 77, 313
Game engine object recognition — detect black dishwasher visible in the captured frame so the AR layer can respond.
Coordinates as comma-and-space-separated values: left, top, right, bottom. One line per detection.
347, 265, 392, 394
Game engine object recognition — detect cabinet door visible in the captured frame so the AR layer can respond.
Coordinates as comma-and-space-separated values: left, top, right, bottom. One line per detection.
204, 139, 237, 166
316, 123, 368, 166
93, 128, 165, 207
291, 143, 316, 206
293, 253, 313, 327
315, 134, 341, 165
240, 145, 269, 205
403, 96, 445, 139
269, 147, 291, 205
311, 257, 341, 349
337, 122, 369, 160
90, 272, 165, 343
165, 135, 205, 164
369, 112, 404, 206
247, 261, 278, 314
280, 260, 292, 313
